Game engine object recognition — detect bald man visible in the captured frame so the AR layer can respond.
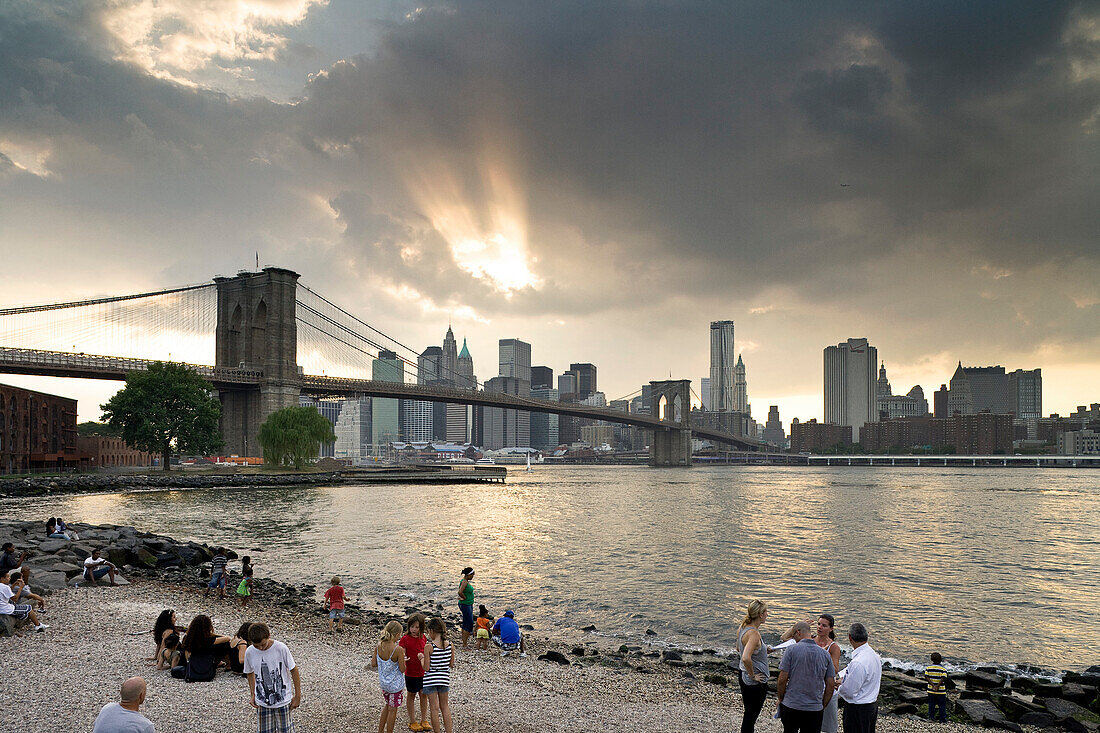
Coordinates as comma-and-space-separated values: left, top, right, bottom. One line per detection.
93, 677, 155, 733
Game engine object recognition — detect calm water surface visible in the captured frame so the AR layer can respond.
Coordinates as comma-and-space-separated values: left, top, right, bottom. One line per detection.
3, 465, 1098, 670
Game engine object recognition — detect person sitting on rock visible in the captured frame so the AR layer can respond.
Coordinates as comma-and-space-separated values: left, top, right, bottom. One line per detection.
83, 550, 119, 586
490, 609, 527, 657
0, 569, 48, 632
7, 571, 45, 611
0, 543, 31, 586
56, 517, 79, 540
46, 517, 67, 539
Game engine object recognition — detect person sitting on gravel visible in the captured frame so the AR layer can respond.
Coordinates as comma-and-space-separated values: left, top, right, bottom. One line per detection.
150, 609, 186, 662
490, 609, 527, 657
0, 569, 48, 633
83, 550, 119, 586
7, 571, 45, 611
0, 542, 31, 586
228, 622, 253, 675
156, 633, 182, 671
172, 614, 231, 681
92, 676, 155, 733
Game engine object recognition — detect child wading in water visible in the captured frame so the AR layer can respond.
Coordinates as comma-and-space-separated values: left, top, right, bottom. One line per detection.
324, 576, 347, 633
419, 617, 456, 733
474, 605, 492, 651
399, 613, 430, 731
237, 556, 254, 607
371, 620, 407, 733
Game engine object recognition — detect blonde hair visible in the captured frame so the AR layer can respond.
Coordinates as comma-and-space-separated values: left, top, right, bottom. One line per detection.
382, 620, 403, 643
740, 599, 768, 629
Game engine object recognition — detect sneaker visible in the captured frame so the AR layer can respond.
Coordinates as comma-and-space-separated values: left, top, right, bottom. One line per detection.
408, 722, 421, 732
519, 652, 528, 658
500, 650, 510, 657
35, 624, 49, 632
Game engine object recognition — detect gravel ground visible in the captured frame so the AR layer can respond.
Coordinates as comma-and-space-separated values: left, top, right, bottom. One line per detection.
0, 579, 988, 733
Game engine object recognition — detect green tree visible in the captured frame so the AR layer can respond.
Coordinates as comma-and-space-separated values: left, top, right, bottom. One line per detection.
77, 421, 120, 437
101, 362, 224, 472
258, 406, 336, 469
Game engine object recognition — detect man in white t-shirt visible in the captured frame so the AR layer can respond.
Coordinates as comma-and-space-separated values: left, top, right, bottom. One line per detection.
243, 622, 301, 733
83, 550, 118, 586
93, 676, 155, 733
0, 569, 48, 632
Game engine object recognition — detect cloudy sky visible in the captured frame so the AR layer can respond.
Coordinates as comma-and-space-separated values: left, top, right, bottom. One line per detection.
1, 0, 1098, 422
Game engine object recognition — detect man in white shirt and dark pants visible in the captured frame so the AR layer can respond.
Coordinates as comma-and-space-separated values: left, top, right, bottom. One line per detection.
837, 622, 881, 733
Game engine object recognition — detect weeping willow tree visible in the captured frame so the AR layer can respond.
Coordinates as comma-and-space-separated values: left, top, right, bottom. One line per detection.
257, 406, 337, 469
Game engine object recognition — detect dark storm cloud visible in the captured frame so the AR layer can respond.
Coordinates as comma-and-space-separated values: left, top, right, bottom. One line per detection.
0, 0, 1098, 357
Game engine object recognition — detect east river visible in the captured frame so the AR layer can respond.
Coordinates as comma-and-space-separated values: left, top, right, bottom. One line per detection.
3, 465, 1098, 671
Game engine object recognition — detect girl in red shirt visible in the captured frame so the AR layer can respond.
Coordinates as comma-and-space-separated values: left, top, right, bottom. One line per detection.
399, 613, 430, 731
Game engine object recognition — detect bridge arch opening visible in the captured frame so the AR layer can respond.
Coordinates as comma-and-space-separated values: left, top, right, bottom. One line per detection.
658, 394, 668, 421
251, 298, 267, 364
673, 393, 682, 422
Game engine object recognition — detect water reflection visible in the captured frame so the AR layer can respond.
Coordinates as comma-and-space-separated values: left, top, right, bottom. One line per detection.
3, 465, 1098, 668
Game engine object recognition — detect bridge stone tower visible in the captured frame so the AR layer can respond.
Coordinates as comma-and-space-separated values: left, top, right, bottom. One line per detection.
214, 267, 302, 456
648, 379, 692, 467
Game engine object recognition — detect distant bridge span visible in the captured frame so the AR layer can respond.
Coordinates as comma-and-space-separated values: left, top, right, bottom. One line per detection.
0, 347, 763, 451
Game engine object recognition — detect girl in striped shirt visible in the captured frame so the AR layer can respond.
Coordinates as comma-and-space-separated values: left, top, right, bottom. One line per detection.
418, 617, 456, 733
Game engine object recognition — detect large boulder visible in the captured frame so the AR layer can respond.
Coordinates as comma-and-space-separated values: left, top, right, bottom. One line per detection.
955, 699, 1023, 732
967, 670, 1007, 689
104, 547, 129, 567
1019, 712, 1057, 728
134, 547, 158, 568
997, 694, 1043, 720
1037, 698, 1094, 720
38, 538, 70, 553
33, 570, 69, 591
1062, 684, 1098, 706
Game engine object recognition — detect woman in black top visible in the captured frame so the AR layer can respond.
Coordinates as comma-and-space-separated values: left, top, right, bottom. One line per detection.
180, 614, 232, 666
228, 622, 253, 674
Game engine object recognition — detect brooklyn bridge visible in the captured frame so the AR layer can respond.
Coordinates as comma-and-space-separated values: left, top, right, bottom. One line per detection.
0, 267, 763, 466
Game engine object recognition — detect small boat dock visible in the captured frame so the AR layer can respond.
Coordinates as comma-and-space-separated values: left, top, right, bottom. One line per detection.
341, 463, 507, 484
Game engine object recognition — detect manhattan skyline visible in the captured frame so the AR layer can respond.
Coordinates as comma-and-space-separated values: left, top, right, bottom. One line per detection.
0, 2, 1097, 422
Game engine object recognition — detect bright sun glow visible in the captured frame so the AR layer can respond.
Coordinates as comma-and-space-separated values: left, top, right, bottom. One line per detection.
398, 127, 542, 295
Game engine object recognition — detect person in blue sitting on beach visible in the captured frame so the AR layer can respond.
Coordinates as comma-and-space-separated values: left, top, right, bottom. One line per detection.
490, 609, 527, 657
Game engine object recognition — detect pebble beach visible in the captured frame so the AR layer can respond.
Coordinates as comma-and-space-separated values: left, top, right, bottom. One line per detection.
1, 577, 985, 733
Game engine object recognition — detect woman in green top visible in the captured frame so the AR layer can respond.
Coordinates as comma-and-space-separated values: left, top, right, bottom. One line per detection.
458, 567, 475, 648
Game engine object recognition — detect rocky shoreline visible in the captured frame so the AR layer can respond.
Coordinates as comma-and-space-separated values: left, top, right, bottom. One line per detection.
2, 518, 1099, 733
0, 471, 346, 498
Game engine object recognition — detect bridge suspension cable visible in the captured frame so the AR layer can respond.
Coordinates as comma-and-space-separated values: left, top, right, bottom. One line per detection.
0, 283, 216, 364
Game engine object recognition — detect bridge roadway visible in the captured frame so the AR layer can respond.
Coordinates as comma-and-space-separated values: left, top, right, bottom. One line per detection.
0, 347, 763, 450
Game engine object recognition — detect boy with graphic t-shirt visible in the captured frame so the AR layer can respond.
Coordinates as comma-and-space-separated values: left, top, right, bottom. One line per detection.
243, 623, 301, 733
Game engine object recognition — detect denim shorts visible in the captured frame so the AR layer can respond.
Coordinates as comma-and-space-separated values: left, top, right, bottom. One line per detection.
207, 572, 226, 588
422, 684, 449, 696
328, 609, 345, 619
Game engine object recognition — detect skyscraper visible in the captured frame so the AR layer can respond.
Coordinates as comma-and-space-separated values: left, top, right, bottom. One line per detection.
558, 371, 578, 395
498, 339, 532, 382
699, 377, 711, 410
709, 321, 736, 412
448, 338, 476, 443
482, 376, 530, 449
442, 326, 458, 384
824, 338, 878, 442
334, 396, 371, 464
530, 387, 560, 449
733, 354, 748, 413
405, 346, 443, 441
531, 366, 554, 390
371, 349, 403, 451
568, 363, 597, 399
1007, 368, 1042, 420
762, 405, 785, 446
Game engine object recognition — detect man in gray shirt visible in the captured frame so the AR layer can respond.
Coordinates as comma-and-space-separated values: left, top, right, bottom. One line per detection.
93, 677, 155, 733
778, 621, 836, 733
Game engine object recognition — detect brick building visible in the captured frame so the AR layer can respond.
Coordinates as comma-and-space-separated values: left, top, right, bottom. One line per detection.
860, 413, 1014, 454
0, 383, 79, 474
75, 436, 158, 469
789, 419, 852, 453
